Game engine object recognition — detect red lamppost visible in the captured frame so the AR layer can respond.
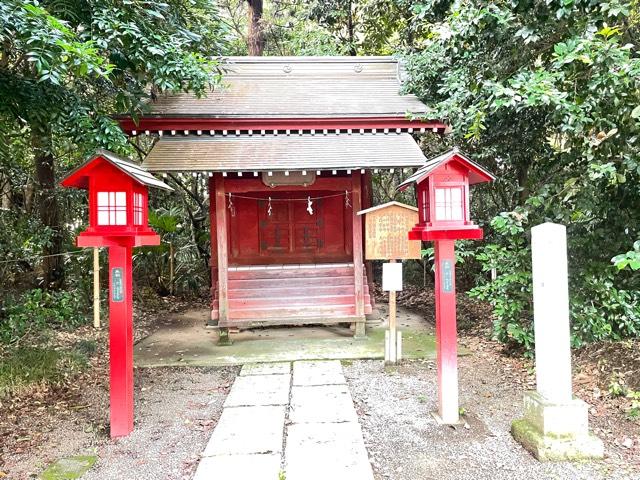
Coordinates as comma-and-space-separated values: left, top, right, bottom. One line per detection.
399, 147, 494, 424
61, 150, 172, 437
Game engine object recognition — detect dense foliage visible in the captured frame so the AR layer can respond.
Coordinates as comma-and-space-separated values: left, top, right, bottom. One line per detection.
0, 0, 225, 289
404, 0, 640, 350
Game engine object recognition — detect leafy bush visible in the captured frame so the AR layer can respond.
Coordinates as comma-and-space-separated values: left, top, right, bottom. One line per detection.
571, 274, 640, 344
471, 211, 640, 353
0, 289, 88, 344
469, 212, 534, 353
134, 207, 210, 296
612, 241, 640, 271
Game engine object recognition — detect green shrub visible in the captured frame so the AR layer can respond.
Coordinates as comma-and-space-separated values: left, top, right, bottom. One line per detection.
0, 289, 88, 344
571, 274, 640, 344
0, 346, 88, 398
469, 212, 534, 353
471, 211, 640, 353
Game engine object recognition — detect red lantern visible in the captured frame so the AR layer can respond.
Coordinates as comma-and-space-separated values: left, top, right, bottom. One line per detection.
399, 147, 494, 241
61, 150, 172, 437
61, 149, 172, 247
399, 148, 494, 425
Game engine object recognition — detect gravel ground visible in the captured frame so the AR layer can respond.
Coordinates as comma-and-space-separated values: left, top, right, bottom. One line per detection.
4, 367, 237, 480
345, 358, 639, 480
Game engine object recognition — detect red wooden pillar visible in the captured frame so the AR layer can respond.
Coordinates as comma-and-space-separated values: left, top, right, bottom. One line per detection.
108, 244, 134, 437
434, 239, 459, 424
351, 172, 365, 337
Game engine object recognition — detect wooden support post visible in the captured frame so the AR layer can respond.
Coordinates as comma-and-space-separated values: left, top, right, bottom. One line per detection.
108, 244, 134, 437
362, 170, 375, 306
383, 259, 402, 364
351, 171, 365, 338
93, 247, 100, 329
214, 173, 231, 345
208, 175, 219, 326
434, 239, 459, 424
388, 290, 397, 361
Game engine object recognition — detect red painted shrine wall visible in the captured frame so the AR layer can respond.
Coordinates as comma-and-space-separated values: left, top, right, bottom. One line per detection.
228, 190, 353, 265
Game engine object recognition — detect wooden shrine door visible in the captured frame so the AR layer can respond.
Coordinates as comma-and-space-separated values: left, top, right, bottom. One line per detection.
229, 192, 351, 265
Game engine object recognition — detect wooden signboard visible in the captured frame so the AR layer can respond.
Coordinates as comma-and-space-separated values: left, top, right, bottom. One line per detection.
357, 201, 421, 260
357, 201, 421, 366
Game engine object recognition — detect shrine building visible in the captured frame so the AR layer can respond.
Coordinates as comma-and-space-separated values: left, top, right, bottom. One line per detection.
116, 56, 444, 339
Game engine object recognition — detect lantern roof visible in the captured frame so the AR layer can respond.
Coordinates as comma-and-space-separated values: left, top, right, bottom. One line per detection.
398, 148, 495, 191
61, 149, 173, 191
357, 201, 418, 216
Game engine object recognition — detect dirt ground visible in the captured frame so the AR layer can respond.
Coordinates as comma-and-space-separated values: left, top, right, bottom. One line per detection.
1, 367, 237, 480
1, 292, 639, 479
345, 353, 639, 480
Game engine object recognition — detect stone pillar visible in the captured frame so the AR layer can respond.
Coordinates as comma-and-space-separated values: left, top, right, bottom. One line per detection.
532, 223, 572, 403
511, 223, 603, 461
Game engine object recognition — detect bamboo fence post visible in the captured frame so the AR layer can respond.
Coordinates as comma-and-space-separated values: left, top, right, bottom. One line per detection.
93, 247, 100, 328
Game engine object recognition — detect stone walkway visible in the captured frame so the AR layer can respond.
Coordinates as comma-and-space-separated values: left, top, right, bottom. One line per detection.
193, 360, 374, 480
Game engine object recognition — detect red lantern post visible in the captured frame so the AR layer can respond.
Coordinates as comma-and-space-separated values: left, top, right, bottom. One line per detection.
399, 148, 494, 424
61, 150, 172, 437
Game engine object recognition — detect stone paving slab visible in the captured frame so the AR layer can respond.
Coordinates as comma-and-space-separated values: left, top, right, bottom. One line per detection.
224, 373, 291, 407
193, 453, 281, 480
203, 405, 286, 456
39, 455, 97, 480
240, 362, 291, 376
289, 384, 358, 424
292, 360, 346, 386
285, 422, 374, 480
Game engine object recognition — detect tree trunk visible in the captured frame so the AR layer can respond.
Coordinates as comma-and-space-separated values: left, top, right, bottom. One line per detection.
31, 123, 65, 289
247, 0, 265, 56
347, 0, 357, 56
24, 178, 35, 213
0, 172, 11, 210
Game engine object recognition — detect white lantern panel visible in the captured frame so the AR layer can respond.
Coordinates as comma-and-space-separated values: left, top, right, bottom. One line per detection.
96, 191, 127, 226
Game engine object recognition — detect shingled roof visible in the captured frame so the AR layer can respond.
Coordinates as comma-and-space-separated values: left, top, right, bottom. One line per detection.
142, 133, 428, 172
144, 56, 428, 119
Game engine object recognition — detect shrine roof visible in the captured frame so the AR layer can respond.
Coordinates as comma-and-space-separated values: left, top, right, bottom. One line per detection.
142, 133, 428, 172
138, 56, 429, 119
398, 148, 495, 189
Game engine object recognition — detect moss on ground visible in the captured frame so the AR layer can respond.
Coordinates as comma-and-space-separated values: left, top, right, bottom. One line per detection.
511, 418, 604, 461
39, 455, 97, 480
0, 346, 88, 398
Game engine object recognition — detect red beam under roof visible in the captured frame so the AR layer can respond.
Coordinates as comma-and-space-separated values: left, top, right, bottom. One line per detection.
117, 117, 447, 134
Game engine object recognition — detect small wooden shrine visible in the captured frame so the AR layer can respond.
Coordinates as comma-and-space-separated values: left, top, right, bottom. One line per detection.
117, 56, 445, 340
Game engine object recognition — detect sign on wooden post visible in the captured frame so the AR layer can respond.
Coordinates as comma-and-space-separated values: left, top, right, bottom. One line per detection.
359, 201, 422, 260
358, 202, 421, 364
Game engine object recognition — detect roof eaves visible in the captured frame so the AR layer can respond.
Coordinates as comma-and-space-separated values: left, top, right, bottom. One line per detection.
357, 201, 418, 216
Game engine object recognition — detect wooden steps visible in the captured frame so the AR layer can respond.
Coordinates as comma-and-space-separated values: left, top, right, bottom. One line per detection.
211, 264, 373, 326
